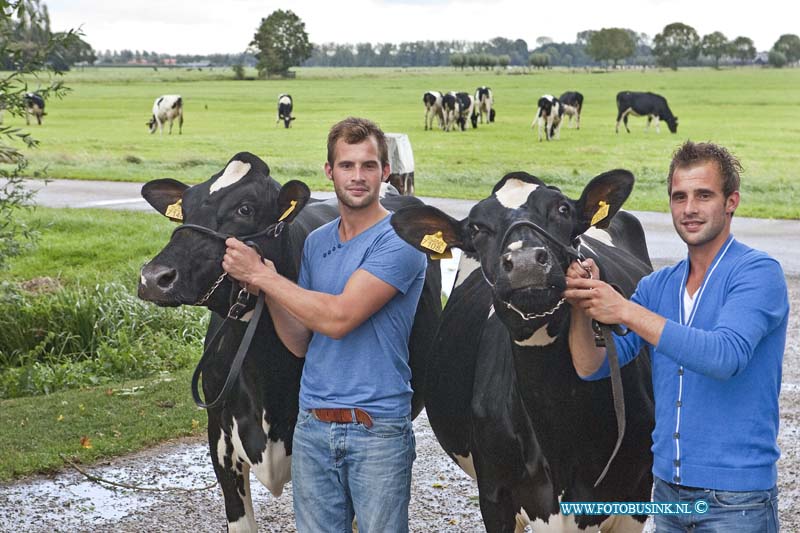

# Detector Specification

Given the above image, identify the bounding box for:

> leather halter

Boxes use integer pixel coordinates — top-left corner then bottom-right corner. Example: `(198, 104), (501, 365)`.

(171, 219), (286, 410)
(495, 218), (628, 488)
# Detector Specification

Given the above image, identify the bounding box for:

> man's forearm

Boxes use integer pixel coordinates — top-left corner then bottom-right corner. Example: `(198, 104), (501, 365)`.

(568, 311), (607, 377)
(619, 301), (666, 347)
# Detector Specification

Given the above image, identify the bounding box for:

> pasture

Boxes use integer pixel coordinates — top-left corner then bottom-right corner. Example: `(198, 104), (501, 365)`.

(11, 66), (800, 218)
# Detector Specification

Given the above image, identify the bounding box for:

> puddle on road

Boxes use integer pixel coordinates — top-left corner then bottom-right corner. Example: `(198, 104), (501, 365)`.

(0, 440), (218, 530)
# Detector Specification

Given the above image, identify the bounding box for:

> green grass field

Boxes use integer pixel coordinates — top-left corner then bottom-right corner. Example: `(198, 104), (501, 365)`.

(10, 66), (800, 218)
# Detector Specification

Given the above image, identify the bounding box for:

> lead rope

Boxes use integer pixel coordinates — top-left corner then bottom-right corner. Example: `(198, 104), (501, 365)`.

(579, 257), (628, 488)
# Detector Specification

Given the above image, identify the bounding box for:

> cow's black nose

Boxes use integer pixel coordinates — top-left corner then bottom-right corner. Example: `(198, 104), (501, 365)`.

(534, 248), (549, 265)
(142, 263), (178, 291)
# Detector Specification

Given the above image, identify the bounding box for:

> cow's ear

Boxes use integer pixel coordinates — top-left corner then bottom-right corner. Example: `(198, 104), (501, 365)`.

(141, 179), (189, 220)
(391, 205), (473, 257)
(276, 180), (310, 224)
(573, 169), (634, 237)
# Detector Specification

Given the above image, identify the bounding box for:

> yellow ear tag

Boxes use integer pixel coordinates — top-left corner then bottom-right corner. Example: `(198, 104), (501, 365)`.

(278, 200), (297, 222)
(421, 231), (448, 255)
(590, 200), (610, 226)
(165, 199), (183, 222)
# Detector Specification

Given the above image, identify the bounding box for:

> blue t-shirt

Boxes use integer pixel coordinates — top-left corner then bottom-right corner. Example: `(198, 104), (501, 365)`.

(297, 215), (427, 417)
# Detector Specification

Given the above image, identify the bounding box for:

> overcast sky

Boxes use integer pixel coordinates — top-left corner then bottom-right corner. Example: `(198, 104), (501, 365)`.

(47, 0), (794, 55)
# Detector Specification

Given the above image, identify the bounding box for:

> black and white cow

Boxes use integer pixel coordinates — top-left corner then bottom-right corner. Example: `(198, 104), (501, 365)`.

(138, 152), (441, 532)
(442, 91), (458, 132)
(532, 95), (564, 142)
(392, 170), (655, 532)
(276, 94), (294, 128)
(474, 86), (494, 125)
(423, 90), (445, 130)
(147, 94), (183, 135)
(455, 91), (476, 131)
(559, 91), (583, 129)
(616, 91), (678, 134)
(23, 92), (45, 125)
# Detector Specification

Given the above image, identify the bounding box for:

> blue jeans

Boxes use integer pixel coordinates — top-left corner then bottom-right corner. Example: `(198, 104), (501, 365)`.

(291, 409), (416, 533)
(653, 476), (779, 532)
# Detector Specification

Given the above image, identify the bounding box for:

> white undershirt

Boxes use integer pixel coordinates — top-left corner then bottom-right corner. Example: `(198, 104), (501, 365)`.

(683, 288), (696, 322)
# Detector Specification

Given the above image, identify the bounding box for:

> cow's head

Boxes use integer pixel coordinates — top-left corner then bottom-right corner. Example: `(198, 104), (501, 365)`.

(147, 115), (157, 134)
(470, 110), (478, 129)
(666, 116), (678, 134)
(391, 170), (634, 340)
(138, 152), (310, 315)
(282, 116), (295, 129)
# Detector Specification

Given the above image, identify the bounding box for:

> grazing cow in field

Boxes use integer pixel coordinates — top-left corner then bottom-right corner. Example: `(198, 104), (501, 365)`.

(147, 94), (183, 135)
(391, 170), (655, 532)
(276, 94), (294, 128)
(559, 91), (583, 129)
(442, 91), (458, 132)
(616, 91), (678, 134)
(23, 92), (45, 125)
(532, 94), (563, 141)
(423, 90), (445, 130)
(455, 91), (476, 130)
(474, 86), (494, 125)
(138, 152), (441, 533)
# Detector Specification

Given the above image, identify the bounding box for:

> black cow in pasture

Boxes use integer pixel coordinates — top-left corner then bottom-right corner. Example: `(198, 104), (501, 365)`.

(616, 91), (678, 134)
(276, 94), (295, 128)
(559, 91), (583, 129)
(442, 92), (458, 132)
(392, 170), (655, 532)
(455, 91), (476, 130)
(423, 90), (445, 130)
(474, 86), (494, 125)
(532, 95), (563, 141)
(23, 92), (45, 125)
(138, 152), (441, 532)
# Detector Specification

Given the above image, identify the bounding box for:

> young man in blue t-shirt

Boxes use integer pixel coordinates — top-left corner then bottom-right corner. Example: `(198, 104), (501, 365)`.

(223, 117), (426, 532)
(563, 141), (788, 532)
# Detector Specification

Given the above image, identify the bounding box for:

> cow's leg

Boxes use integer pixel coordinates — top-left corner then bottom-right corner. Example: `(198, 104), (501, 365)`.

(477, 489), (518, 533)
(645, 115), (652, 132)
(168, 118), (174, 135)
(210, 429), (258, 533)
(654, 116), (661, 133)
(576, 109), (581, 130)
(615, 110), (623, 133)
(179, 113), (183, 134)
(623, 111), (631, 133)
(25, 111), (30, 126)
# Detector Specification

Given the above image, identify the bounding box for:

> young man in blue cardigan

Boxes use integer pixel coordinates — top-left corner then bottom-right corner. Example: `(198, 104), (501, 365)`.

(563, 141), (789, 532)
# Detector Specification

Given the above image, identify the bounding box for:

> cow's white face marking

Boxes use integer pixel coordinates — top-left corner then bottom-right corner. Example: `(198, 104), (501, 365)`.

(454, 254), (481, 290)
(210, 160), (251, 194)
(584, 226), (615, 247)
(495, 179), (539, 209)
(453, 452), (477, 480)
(506, 240), (523, 252)
(515, 324), (557, 347)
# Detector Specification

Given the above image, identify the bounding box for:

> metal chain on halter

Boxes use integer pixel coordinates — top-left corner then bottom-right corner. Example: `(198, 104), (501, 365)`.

(504, 297), (567, 321)
(195, 271), (228, 306)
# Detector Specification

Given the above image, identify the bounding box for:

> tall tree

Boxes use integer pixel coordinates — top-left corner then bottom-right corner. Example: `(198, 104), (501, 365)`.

(653, 22), (700, 70)
(701, 31), (729, 69)
(730, 36), (756, 64)
(250, 9), (311, 77)
(772, 34), (800, 63)
(586, 27), (635, 68)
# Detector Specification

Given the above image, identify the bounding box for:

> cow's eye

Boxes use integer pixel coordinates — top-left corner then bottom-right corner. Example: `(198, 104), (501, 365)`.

(237, 205), (254, 217)
(470, 224), (489, 238)
(558, 204), (570, 216)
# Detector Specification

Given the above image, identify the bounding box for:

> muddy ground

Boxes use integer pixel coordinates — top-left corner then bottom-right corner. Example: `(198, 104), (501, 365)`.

(1, 275), (798, 532)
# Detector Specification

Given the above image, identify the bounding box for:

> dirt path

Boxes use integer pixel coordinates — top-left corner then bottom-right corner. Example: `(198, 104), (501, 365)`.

(1, 276), (798, 532)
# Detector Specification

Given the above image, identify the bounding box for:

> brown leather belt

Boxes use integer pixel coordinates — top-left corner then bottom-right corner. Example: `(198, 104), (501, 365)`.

(311, 408), (373, 428)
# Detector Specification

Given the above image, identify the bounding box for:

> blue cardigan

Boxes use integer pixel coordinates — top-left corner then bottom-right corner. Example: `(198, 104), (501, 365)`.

(585, 235), (789, 491)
